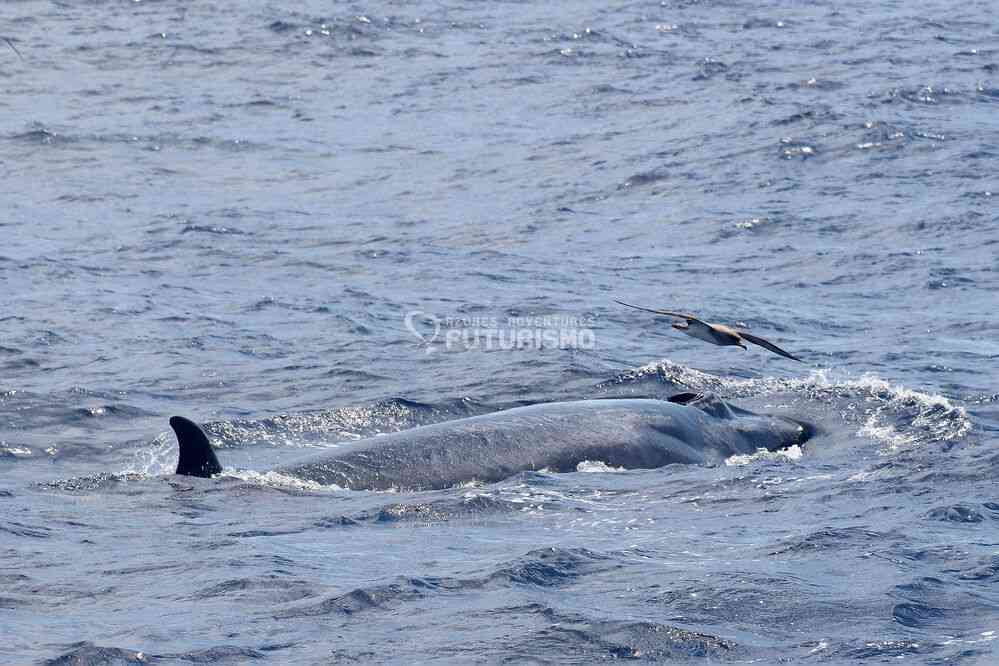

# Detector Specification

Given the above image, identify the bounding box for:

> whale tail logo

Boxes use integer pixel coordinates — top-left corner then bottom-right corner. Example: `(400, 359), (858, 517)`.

(404, 310), (441, 353)
(170, 416), (222, 477)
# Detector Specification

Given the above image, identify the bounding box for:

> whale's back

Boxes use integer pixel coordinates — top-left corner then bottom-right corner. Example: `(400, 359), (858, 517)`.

(169, 396), (813, 490)
(275, 398), (807, 491)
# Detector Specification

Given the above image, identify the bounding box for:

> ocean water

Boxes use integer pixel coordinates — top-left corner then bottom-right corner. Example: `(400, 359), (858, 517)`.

(1, 0), (998, 663)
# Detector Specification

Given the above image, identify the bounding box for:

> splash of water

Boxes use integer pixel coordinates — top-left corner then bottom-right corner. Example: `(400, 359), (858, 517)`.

(623, 360), (971, 452)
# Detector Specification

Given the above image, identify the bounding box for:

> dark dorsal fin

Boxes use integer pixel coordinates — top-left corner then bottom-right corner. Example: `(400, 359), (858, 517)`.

(170, 416), (222, 477)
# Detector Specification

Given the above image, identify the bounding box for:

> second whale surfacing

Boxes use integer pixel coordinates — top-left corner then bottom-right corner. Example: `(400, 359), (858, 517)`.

(169, 393), (814, 491)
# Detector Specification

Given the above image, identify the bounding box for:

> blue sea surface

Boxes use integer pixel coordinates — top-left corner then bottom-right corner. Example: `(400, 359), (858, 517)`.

(1, 0), (998, 663)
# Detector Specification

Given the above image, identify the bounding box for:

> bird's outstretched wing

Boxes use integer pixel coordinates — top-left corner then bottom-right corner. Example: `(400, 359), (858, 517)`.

(614, 300), (701, 323)
(3, 37), (23, 61)
(737, 331), (803, 362)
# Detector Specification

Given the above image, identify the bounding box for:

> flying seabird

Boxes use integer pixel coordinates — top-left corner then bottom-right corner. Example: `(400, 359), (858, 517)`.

(615, 300), (803, 362)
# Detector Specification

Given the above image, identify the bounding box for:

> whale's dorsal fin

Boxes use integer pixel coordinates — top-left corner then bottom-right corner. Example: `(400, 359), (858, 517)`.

(170, 416), (222, 477)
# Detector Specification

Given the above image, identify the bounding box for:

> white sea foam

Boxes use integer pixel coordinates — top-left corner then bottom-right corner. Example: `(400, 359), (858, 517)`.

(123, 431), (176, 477)
(225, 469), (341, 492)
(726, 444), (803, 466)
(576, 460), (626, 473)
(643, 360), (970, 452)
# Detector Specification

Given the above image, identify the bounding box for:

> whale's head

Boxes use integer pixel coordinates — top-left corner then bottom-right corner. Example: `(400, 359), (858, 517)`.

(752, 412), (816, 451)
(668, 392), (816, 449)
